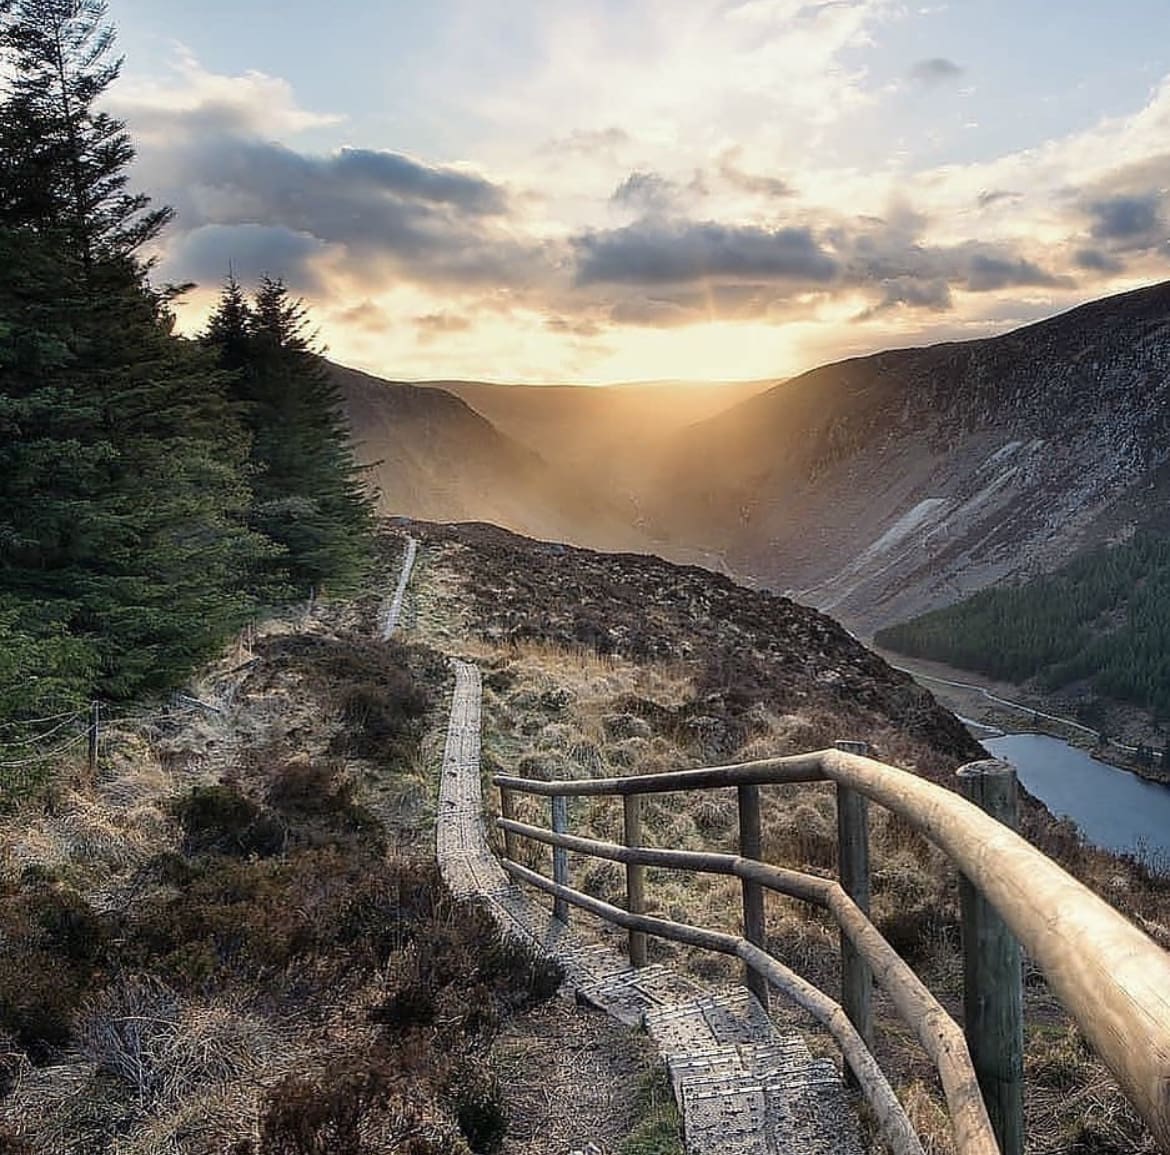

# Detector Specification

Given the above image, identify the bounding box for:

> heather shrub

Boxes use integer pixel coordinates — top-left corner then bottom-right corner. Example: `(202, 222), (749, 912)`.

(171, 783), (286, 858)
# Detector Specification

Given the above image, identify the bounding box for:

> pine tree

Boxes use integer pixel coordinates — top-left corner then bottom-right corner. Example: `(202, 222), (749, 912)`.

(0, 0), (267, 699)
(0, 0), (171, 265)
(205, 276), (373, 597)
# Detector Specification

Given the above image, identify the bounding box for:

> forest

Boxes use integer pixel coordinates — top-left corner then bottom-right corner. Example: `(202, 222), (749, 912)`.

(876, 531), (1170, 721)
(0, 0), (373, 757)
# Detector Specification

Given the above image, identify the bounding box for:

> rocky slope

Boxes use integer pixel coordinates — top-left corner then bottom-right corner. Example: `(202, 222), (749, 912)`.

(411, 520), (982, 775)
(646, 282), (1170, 631)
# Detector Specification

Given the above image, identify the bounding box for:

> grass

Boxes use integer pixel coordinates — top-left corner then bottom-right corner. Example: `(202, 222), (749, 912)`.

(0, 580), (562, 1154)
(620, 1068), (684, 1155)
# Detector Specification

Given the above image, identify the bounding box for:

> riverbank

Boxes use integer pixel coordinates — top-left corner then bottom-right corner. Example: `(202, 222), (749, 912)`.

(872, 645), (1170, 785)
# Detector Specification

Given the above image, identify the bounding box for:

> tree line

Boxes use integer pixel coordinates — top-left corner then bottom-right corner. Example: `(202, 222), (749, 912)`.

(876, 531), (1170, 721)
(0, 0), (373, 726)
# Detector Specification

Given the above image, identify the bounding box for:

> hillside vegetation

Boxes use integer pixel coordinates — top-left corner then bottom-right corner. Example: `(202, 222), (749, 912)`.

(876, 531), (1170, 722)
(405, 521), (1170, 1155)
(0, 545), (585, 1153)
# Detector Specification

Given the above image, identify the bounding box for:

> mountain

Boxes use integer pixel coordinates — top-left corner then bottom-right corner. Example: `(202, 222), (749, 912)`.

(335, 363), (641, 549)
(646, 281), (1170, 632)
(337, 363), (775, 559)
(415, 377), (774, 469)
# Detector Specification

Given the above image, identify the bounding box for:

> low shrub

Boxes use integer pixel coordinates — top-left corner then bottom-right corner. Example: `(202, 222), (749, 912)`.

(258, 1059), (394, 1155)
(0, 883), (109, 1057)
(171, 783), (286, 858)
(445, 1060), (507, 1154)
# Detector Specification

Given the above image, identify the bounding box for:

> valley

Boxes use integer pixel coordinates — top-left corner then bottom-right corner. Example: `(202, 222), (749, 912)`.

(341, 281), (1170, 745)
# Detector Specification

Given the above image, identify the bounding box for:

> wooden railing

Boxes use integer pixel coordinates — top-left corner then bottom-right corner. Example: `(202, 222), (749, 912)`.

(493, 744), (1170, 1155)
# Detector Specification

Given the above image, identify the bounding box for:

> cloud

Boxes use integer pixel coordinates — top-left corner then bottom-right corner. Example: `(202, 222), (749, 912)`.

(539, 126), (630, 156)
(111, 53), (341, 141)
(962, 251), (1068, 292)
(139, 129), (542, 295)
(415, 312), (472, 333)
(859, 276), (953, 317)
(717, 149), (793, 199)
(415, 312), (473, 342)
(544, 315), (604, 338)
(610, 170), (680, 216)
(333, 149), (507, 215)
(1087, 192), (1162, 242)
(977, 189), (1021, 209)
(909, 57), (964, 85)
(333, 300), (391, 332)
(573, 220), (840, 285)
(158, 223), (331, 293)
(1073, 248), (1125, 273)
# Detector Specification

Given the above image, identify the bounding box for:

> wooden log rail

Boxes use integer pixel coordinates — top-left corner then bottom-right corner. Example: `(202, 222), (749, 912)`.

(495, 746), (1170, 1155)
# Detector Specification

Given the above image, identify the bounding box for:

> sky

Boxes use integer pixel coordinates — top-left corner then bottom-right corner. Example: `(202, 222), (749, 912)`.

(106, 1), (1170, 383)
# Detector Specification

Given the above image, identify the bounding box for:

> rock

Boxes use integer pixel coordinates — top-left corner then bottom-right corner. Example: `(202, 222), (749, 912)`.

(602, 712), (652, 741)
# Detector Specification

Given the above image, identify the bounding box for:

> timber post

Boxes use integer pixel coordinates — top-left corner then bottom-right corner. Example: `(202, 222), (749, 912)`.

(551, 795), (569, 923)
(87, 701), (101, 777)
(623, 794), (648, 967)
(738, 783), (769, 1008)
(499, 786), (518, 862)
(835, 740), (874, 1073)
(957, 759), (1024, 1155)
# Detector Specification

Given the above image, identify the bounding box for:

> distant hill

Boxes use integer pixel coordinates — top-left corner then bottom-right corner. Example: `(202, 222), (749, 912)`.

(415, 377), (776, 478)
(334, 363), (644, 550)
(645, 281), (1170, 632)
(337, 280), (1170, 649)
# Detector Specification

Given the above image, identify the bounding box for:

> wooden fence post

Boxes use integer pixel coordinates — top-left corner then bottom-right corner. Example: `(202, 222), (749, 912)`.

(87, 701), (101, 777)
(551, 795), (569, 924)
(623, 795), (648, 967)
(957, 759), (1024, 1155)
(738, 783), (769, 1009)
(499, 786), (517, 862)
(835, 740), (874, 1072)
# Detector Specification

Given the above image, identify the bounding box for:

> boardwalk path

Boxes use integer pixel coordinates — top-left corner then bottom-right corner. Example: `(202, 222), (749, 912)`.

(435, 659), (864, 1155)
(380, 536), (418, 639)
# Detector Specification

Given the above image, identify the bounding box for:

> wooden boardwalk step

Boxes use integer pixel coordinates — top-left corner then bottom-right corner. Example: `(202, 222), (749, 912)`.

(433, 657), (866, 1155)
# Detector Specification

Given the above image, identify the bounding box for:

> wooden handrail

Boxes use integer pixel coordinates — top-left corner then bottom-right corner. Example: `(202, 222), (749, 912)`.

(498, 815), (997, 1155)
(494, 746), (1170, 1153)
(501, 856), (927, 1155)
(494, 751), (826, 795)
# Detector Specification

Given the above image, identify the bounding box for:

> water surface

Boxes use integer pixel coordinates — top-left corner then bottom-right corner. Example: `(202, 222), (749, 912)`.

(984, 732), (1170, 861)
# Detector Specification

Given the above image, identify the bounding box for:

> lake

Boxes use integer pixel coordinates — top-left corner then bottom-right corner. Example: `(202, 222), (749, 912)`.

(984, 732), (1170, 862)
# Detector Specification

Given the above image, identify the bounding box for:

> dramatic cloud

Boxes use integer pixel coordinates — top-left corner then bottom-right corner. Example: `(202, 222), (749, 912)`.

(573, 221), (839, 286)
(112, 24), (1170, 382)
(909, 57), (964, 85)
(1087, 193), (1163, 243)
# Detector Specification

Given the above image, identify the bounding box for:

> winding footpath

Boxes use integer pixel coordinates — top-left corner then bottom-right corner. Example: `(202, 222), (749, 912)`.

(435, 657), (862, 1155)
(388, 536), (863, 1154)
(380, 536), (418, 639)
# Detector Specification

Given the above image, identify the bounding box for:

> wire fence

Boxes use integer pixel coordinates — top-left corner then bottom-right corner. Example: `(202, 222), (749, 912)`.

(0, 691), (229, 804)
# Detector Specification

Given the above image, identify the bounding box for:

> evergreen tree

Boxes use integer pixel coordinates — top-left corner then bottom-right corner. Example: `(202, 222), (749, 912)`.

(204, 276), (373, 596)
(0, 0), (171, 265)
(0, 0), (267, 700)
